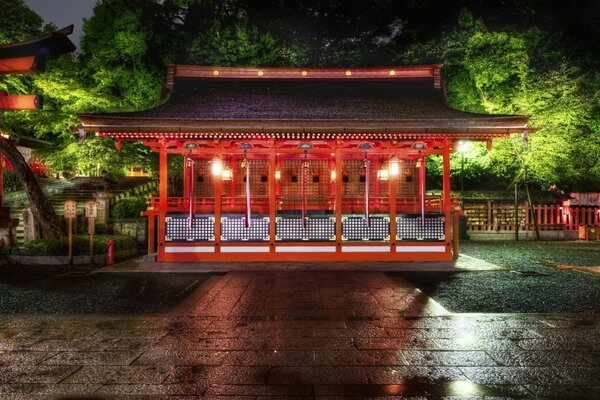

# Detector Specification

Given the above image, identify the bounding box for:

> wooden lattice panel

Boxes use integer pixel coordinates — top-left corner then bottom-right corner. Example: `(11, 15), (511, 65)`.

(341, 159), (375, 196)
(397, 160), (418, 196)
(280, 159), (329, 207)
(342, 215), (390, 241)
(221, 214), (269, 241)
(165, 214), (215, 242)
(193, 159), (214, 197)
(276, 216), (336, 241)
(396, 214), (445, 241)
(233, 159), (269, 196)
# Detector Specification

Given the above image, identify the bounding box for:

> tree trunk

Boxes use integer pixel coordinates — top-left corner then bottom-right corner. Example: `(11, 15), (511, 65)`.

(0, 136), (64, 238)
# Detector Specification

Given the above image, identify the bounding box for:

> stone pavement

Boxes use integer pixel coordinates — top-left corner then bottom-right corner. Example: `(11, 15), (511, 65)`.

(97, 253), (505, 274)
(0, 271), (599, 399)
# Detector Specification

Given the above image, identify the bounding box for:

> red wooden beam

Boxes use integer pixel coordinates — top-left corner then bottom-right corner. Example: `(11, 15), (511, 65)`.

(0, 93), (42, 110)
(0, 56), (38, 74)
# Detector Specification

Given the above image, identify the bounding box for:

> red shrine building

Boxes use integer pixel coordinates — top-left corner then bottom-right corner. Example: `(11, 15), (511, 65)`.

(78, 65), (529, 262)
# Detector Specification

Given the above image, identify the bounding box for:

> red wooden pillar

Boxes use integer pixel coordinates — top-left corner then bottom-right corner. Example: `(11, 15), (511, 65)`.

(335, 146), (343, 251)
(213, 150), (223, 252)
(269, 145), (277, 251)
(388, 152), (397, 249)
(442, 145), (452, 249)
(147, 212), (155, 254)
(418, 155), (427, 216)
(183, 154), (190, 199)
(157, 143), (168, 260)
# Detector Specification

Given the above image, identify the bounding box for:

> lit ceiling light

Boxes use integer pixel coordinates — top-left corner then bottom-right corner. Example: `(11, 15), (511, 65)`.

(377, 168), (389, 181)
(211, 158), (223, 176)
(389, 158), (400, 176)
(221, 167), (233, 181)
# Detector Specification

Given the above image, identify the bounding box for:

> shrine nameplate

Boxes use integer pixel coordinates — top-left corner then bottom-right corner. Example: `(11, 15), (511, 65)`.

(84, 201), (98, 218)
(63, 201), (77, 218)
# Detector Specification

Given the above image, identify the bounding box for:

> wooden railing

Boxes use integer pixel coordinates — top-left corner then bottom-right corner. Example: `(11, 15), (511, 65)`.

(146, 195), (449, 214)
(464, 201), (600, 231)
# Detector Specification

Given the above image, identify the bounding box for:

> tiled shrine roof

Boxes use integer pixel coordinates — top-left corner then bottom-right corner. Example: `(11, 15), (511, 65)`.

(79, 65), (530, 138)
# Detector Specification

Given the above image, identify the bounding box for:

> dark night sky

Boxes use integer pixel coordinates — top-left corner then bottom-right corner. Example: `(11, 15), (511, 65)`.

(24, 0), (96, 49)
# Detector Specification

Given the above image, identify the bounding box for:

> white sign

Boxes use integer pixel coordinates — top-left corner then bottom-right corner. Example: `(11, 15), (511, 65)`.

(63, 200), (77, 219)
(85, 201), (98, 218)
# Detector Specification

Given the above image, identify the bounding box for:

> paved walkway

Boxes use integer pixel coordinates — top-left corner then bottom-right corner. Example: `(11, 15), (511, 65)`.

(0, 271), (599, 399)
(98, 253), (505, 273)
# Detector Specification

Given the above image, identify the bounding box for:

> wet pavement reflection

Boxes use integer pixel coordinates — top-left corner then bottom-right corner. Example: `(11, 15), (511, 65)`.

(0, 271), (599, 398)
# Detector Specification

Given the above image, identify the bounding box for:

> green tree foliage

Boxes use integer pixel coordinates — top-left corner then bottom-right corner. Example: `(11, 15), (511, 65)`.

(403, 9), (600, 191)
(80, 0), (163, 109)
(41, 136), (154, 180)
(0, 0), (43, 44)
(3, 0), (600, 193)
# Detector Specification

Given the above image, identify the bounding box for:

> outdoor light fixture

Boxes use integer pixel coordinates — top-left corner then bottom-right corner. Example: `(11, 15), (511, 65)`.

(388, 157), (400, 176)
(377, 168), (389, 181)
(211, 158), (223, 176)
(330, 170), (336, 182)
(221, 167), (233, 181)
(456, 140), (473, 154)
(274, 169), (282, 180)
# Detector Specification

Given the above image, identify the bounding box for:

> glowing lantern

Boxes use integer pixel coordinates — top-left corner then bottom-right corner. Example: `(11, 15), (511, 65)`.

(221, 167), (233, 181)
(389, 158), (400, 176)
(377, 168), (389, 181)
(211, 158), (223, 176)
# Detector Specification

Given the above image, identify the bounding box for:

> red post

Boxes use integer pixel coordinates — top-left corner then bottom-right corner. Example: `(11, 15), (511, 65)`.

(147, 212), (155, 254)
(106, 238), (114, 265)
(388, 151), (397, 248)
(157, 143), (168, 260)
(335, 146), (342, 251)
(442, 146), (452, 247)
(269, 145), (277, 250)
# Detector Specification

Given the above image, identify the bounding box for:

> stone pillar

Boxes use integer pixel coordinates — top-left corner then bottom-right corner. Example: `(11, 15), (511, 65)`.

(94, 191), (110, 225)
(22, 207), (39, 241)
(0, 206), (17, 247)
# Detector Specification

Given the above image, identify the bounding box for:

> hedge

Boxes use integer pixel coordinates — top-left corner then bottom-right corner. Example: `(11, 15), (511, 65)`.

(111, 196), (148, 219)
(5, 235), (137, 257)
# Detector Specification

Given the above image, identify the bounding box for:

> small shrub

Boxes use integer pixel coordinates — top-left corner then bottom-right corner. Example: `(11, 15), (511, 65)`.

(6, 235), (137, 256)
(111, 196), (148, 219)
(3, 169), (23, 193)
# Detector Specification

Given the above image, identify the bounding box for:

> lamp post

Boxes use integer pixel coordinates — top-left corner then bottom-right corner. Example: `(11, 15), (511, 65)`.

(456, 140), (472, 209)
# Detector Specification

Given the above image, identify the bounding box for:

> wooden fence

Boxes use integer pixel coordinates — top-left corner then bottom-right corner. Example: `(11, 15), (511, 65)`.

(464, 201), (600, 231)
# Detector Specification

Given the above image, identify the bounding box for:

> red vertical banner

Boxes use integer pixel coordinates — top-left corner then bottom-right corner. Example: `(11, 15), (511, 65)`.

(187, 155), (194, 228)
(364, 154), (370, 227)
(302, 152), (307, 228)
(419, 156), (426, 228)
(245, 157), (251, 227)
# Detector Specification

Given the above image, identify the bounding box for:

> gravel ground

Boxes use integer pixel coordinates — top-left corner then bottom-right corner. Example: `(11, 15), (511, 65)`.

(0, 265), (211, 314)
(390, 241), (600, 313)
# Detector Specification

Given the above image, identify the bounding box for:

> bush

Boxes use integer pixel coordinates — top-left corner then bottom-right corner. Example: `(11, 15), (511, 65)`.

(111, 196), (148, 219)
(3, 169), (23, 193)
(5, 235), (137, 256)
